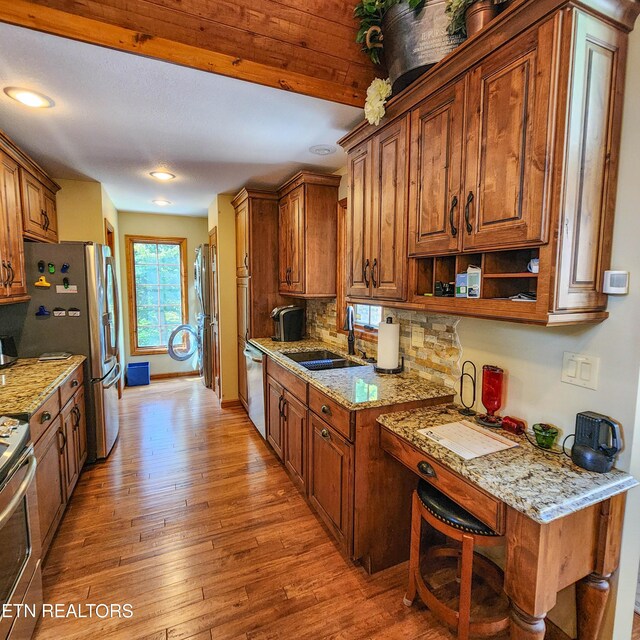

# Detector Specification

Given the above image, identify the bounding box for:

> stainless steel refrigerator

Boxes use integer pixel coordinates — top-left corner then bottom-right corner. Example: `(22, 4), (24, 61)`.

(12, 242), (121, 460)
(169, 244), (211, 388)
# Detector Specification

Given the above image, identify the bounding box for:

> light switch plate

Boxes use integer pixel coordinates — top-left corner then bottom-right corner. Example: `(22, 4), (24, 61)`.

(411, 325), (425, 348)
(562, 352), (599, 390)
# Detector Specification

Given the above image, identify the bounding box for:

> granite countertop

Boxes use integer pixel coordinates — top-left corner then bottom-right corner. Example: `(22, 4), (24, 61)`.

(0, 356), (87, 417)
(250, 338), (453, 411)
(377, 406), (638, 524)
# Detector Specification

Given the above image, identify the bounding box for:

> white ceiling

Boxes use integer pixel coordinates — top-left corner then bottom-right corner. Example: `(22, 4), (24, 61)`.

(0, 22), (361, 217)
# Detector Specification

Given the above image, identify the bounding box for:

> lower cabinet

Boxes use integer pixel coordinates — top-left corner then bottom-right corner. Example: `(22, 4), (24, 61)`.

(265, 375), (284, 460)
(283, 391), (307, 492)
(32, 365), (88, 557)
(33, 416), (66, 556)
(308, 412), (353, 549)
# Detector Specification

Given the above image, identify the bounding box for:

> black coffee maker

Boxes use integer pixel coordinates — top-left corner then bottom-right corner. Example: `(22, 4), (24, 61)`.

(271, 306), (304, 342)
(571, 411), (621, 473)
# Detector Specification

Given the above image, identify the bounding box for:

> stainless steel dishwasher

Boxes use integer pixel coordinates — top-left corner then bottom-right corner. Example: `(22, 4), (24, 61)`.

(244, 343), (266, 439)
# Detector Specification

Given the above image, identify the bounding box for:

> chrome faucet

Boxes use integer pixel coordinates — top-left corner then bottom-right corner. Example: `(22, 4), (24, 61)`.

(344, 306), (356, 356)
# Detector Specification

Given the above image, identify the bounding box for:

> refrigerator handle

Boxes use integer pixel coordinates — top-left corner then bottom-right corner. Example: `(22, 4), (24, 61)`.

(106, 255), (121, 359)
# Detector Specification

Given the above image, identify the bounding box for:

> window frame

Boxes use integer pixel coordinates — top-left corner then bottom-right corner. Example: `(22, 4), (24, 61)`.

(125, 234), (189, 356)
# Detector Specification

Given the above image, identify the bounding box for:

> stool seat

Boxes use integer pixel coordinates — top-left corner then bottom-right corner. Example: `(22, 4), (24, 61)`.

(417, 480), (498, 537)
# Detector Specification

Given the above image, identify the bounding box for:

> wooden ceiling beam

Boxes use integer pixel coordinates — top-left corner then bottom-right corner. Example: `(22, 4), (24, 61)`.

(0, 0), (375, 107)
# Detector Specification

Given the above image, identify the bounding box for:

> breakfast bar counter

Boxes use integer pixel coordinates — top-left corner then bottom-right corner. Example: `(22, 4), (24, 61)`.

(377, 406), (638, 640)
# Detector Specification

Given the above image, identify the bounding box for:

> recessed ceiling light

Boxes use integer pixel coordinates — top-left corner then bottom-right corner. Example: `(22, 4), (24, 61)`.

(149, 170), (176, 181)
(309, 144), (337, 156)
(3, 87), (55, 108)
(153, 199), (172, 206)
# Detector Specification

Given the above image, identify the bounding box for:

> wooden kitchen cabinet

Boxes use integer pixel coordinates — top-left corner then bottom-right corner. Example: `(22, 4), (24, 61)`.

(340, 2), (638, 325)
(238, 339), (248, 410)
(235, 196), (249, 277)
(20, 168), (58, 243)
(308, 412), (353, 549)
(346, 119), (409, 301)
(73, 385), (87, 469)
(283, 391), (307, 492)
(61, 399), (79, 499)
(34, 416), (66, 556)
(0, 150), (28, 302)
(277, 172), (341, 298)
(265, 375), (284, 461)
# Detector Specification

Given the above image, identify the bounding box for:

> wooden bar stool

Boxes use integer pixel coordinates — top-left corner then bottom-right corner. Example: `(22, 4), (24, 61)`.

(403, 480), (509, 640)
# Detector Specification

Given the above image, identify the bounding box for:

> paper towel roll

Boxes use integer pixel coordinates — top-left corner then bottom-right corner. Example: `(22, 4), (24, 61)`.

(377, 318), (400, 370)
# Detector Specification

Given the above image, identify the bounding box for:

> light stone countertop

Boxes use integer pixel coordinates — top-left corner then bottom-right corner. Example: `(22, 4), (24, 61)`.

(377, 405), (638, 524)
(0, 356), (86, 417)
(249, 338), (454, 411)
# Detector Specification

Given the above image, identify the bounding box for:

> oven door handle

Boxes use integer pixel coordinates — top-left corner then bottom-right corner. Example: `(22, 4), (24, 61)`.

(0, 453), (36, 529)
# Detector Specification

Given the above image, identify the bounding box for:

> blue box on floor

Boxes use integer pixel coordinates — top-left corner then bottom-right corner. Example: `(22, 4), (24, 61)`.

(126, 362), (150, 386)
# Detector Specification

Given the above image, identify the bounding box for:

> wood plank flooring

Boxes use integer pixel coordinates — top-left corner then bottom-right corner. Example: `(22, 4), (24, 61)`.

(32, 378), (567, 639)
(633, 613), (640, 640)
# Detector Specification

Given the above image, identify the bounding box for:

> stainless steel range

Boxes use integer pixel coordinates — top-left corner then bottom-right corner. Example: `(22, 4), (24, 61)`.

(0, 417), (42, 640)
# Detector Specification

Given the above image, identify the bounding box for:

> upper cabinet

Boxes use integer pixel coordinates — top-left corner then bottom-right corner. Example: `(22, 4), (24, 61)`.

(277, 172), (341, 298)
(21, 169), (59, 243)
(341, 2), (639, 325)
(347, 118), (409, 302)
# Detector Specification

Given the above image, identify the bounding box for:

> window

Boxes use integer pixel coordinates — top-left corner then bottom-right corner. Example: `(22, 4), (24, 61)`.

(126, 235), (188, 355)
(353, 304), (383, 330)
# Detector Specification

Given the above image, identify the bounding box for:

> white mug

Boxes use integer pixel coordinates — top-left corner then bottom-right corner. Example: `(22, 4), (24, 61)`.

(527, 258), (539, 274)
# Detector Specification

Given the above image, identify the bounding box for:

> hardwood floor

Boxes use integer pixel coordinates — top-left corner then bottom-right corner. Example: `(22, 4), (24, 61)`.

(633, 613), (640, 640)
(33, 379), (556, 639)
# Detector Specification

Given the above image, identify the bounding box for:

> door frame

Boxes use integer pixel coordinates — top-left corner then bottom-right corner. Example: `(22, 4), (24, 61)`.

(103, 219), (123, 399)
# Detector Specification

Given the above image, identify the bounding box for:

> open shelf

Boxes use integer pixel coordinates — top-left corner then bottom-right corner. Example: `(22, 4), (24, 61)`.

(483, 272), (538, 279)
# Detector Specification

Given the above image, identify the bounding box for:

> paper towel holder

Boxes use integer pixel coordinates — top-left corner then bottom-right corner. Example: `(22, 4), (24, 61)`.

(374, 356), (405, 375)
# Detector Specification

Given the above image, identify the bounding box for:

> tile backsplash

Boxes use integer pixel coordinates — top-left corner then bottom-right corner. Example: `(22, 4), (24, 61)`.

(306, 300), (461, 389)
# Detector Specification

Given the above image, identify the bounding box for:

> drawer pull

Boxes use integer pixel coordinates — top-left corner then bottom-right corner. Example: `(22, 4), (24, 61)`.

(320, 428), (331, 440)
(40, 411), (52, 424)
(417, 460), (437, 478)
(321, 404), (331, 416)
(71, 379), (79, 388)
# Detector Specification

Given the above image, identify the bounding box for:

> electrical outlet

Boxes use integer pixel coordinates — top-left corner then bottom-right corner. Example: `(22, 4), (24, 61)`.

(411, 325), (425, 348)
(561, 352), (599, 390)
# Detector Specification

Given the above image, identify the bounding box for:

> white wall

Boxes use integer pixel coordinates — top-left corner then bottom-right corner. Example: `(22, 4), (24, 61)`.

(458, 27), (640, 639)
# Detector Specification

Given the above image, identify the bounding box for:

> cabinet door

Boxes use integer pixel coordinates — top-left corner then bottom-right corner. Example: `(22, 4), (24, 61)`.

(463, 23), (555, 251)
(283, 391), (307, 492)
(278, 196), (290, 291)
(236, 278), (249, 341)
(235, 199), (249, 277)
(43, 188), (58, 243)
(371, 117), (409, 301)
(265, 376), (284, 460)
(346, 140), (373, 298)
(33, 417), (66, 554)
(408, 82), (465, 256)
(74, 386), (87, 469)
(287, 186), (305, 294)
(308, 412), (353, 548)
(238, 339), (248, 410)
(20, 169), (47, 240)
(0, 152), (27, 297)
(61, 399), (79, 497)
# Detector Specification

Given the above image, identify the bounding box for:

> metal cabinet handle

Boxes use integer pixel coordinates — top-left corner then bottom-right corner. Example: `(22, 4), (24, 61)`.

(1, 261), (8, 287)
(321, 405), (331, 416)
(40, 209), (47, 230)
(449, 195), (459, 237)
(72, 406), (81, 428)
(464, 191), (474, 234)
(40, 411), (52, 424)
(363, 259), (370, 288)
(278, 395), (285, 418)
(244, 253), (248, 268)
(58, 427), (67, 453)
(6, 262), (14, 287)
(71, 379), (79, 388)
(417, 460), (437, 478)
(320, 428), (331, 440)
(371, 258), (378, 288)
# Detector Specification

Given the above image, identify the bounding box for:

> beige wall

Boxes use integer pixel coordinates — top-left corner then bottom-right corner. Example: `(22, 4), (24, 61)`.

(208, 194), (238, 403)
(456, 28), (640, 639)
(56, 179), (104, 243)
(118, 211), (208, 377)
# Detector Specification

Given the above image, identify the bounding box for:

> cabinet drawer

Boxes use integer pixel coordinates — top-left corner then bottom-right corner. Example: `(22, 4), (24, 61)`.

(29, 392), (61, 445)
(59, 365), (84, 408)
(380, 428), (505, 534)
(266, 358), (307, 404)
(308, 386), (352, 441)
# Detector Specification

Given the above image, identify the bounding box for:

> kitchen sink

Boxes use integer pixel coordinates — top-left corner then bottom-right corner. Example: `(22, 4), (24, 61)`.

(282, 350), (366, 371)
